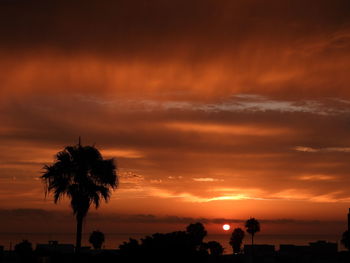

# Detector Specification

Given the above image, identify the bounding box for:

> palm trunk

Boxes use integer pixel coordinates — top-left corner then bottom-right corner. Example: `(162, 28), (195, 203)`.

(251, 234), (254, 263)
(76, 214), (83, 253)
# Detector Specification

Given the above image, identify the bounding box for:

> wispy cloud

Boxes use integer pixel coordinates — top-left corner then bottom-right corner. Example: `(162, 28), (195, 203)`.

(297, 174), (337, 181)
(151, 189), (261, 202)
(192, 178), (223, 182)
(147, 186), (350, 204)
(78, 94), (350, 116)
(165, 122), (292, 136)
(294, 146), (350, 153)
(271, 189), (350, 203)
(101, 149), (145, 159)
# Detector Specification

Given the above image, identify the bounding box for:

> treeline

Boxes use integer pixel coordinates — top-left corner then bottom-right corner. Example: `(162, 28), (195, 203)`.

(7, 222), (239, 263)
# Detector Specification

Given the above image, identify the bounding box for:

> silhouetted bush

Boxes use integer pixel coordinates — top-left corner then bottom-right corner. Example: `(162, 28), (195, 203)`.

(119, 223), (209, 263)
(207, 241), (224, 256)
(119, 238), (142, 262)
(89, 230), (105, 249)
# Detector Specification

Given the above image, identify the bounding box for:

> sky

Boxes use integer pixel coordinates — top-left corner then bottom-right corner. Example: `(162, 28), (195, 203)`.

(0, 0), (350, 237)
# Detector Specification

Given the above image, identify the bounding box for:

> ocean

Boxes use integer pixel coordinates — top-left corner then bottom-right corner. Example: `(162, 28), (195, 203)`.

(0, 233), (345, 253)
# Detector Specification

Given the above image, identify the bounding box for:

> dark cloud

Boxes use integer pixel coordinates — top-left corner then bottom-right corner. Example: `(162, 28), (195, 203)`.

(1, 0), (350, 57)
(1, 1), (350, 101)
(0, 208), (52, 218)
(0, 208), (344, 226)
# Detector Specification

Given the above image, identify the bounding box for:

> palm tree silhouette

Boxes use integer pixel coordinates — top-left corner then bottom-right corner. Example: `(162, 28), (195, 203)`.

(245, 218), (260, 262)
(245, 217), (260, 247)
(41, 140), (118, 253)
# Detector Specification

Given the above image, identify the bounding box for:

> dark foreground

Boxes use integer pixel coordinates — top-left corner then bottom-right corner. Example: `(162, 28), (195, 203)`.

(1, 249), (349, 263)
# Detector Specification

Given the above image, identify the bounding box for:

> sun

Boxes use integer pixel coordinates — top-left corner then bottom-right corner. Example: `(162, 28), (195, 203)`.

(223, 224), (230, 231)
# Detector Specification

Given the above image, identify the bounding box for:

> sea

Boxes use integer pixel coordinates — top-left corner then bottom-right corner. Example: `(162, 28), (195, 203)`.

(0, 233), (344, 253)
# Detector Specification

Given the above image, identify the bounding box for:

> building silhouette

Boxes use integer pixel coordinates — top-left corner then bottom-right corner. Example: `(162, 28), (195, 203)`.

(36, 240), (75, 254)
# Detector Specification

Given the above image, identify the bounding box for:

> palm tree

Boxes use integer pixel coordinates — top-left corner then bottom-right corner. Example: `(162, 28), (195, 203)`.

(245, 218), (260, 262)
(245, 218), (260, 247)
(41, 141), (118, 253)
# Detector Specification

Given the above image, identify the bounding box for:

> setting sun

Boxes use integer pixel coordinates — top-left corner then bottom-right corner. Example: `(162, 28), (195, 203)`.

(223, 224), (230, 231)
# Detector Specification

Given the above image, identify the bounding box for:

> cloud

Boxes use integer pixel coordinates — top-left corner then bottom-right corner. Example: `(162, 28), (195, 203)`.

(151, 190), (260, 202)
(166, 122), (292, 136)
(1, 1), (350, 101)
(192, 178), (223, 182)
(101, 149), (145, 159)
(297, 175), (337, 181)
(1, 92), (350, 214)
(294, 146), (319, 153)
(0, 208), (344, 226)
(1, 0), (350, 57)
(76, 95), (350, 115)
(270, 189), (350, 203)
(294, 146), (350, 153)
(0, 208), (53, 218)
(148, 186), (350, 204)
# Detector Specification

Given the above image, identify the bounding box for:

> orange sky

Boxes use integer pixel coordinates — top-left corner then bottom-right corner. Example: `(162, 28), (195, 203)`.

(0, 0), (350, 236)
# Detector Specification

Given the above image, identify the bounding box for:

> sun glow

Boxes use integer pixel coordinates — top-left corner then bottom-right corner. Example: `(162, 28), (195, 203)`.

(223, 224), (230, 231)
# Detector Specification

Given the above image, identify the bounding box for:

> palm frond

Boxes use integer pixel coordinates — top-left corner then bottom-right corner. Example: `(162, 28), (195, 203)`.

(91, 159), (118, 188)
(41, 143), (118, 217)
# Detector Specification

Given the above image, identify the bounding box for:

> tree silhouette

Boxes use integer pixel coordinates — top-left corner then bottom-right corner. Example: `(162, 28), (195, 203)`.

(119, 226), (210, 263)
(229, 227), (245, 254)
(89, 230), (105, 250)
(341, 230), (349, 250)
(207, 241), (224, 256)
(245, 217), (260, 247)
(41, 141), (118, 252)
(119, 238), (140, 254)
(245, 218), (260, 263)
(186, 222), (207, 249)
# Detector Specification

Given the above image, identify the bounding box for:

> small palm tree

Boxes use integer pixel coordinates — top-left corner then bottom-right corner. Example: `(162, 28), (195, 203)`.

(245, 218), (260, 262)
(41, 141), (118, 253)
(245, 218), (260, 247)
(89, 230), (105, 249)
